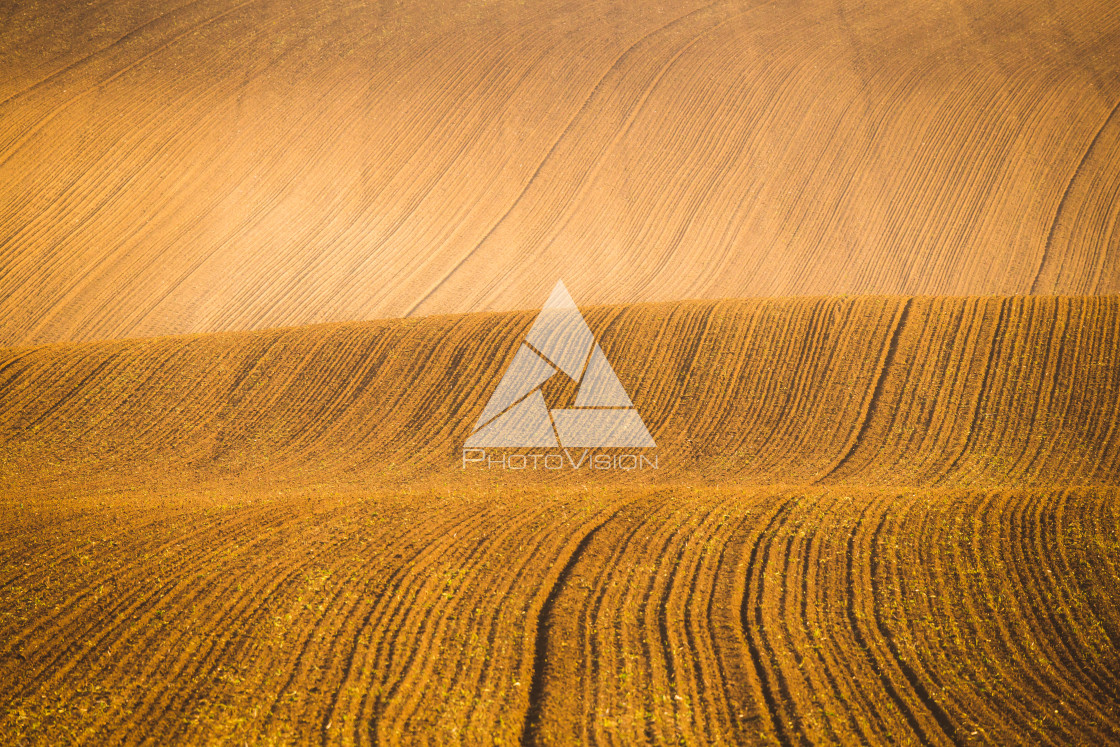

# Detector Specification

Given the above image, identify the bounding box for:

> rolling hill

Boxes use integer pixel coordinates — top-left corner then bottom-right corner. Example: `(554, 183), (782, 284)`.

(4, 0), (1119, 741)
(1, 296), (1117, 743)
(2, 295), (1116, 494)
(2, 0), (1119, 346)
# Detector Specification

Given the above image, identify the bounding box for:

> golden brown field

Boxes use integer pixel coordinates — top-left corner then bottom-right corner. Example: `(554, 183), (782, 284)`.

(2, 298), (1118, 743)
(2, 296), (1118, 493)
(3, 0), (1119, 742)
(1, 0), (1118, 346)
(3, 484), (1118, 744)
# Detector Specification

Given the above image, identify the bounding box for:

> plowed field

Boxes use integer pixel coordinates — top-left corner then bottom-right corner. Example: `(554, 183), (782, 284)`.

(2, 486), (1117, 744)
(2, 296), (1117, 493)
(4, 0), (1119, 740)
(2, 0), (1120, 346)
(2, 297), (1118, 743)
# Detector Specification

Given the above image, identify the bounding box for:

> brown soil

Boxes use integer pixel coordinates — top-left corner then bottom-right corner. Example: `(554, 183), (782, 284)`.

(2, 0), (1119, 346)
(2, 296), (1116, 495)
(0, 297), (1117, 743)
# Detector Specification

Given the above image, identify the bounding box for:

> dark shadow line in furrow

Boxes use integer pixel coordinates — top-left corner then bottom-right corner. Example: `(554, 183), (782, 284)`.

(680, 494), (744, 741)
(649, 517), (688, 730)
(132, 514), (368, 741)
(410, 314), (538, 448)
(940, 299), (1009, 482)
(646, 500), (725, 740)
(793, 500), (845, 744)
(1081, 492), (1120, 668)
(576, 495), (678, 742)
(0, 347), (49, 395)
(269, 318), (466, 468)
(340, 507), (495, 742)
(345, 506), (498, 731)
(0, 504), (274, 663)
(737, 497), (796, 747)
(868, 504), (955, 743)
(819, 298), (912, 481)
(446, 500), (597, 736)
(13, 352), (121, 432)
(845, 500), (933, 745)
(1031, 495), (1120, 706)
(1031, 96), (1120, 294)
(632, 505), (689, 745)
(520, 505), (626, 746)
(960, 494), (1064, 741)
(1016, 300), (1074, 481)
(702, 505), (763, 743)
(1025, 494), (1120, 740)
(658, 302), (720, 441)
(374, 501), (568, 737)
(7, 515), (275, 709)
